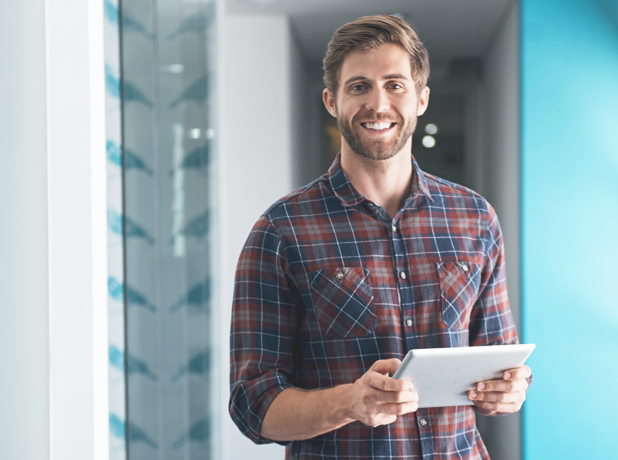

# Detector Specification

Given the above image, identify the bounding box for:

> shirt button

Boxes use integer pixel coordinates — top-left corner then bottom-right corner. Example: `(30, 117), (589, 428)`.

(461, 263), (469, 272)
(406, 319), (413, 327)
(392, 225), (397, 233)
(367, 202), (374, 207)
(335, 270), (344, 280)
(419, 418), (428, 426)
(399, 271), (407, 279)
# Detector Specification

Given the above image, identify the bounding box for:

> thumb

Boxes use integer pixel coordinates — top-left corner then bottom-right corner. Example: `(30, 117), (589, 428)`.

(371, 358), (402, 376)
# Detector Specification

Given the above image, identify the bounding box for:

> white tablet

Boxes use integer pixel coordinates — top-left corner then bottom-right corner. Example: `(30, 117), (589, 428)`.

(392, 344), (535, 408)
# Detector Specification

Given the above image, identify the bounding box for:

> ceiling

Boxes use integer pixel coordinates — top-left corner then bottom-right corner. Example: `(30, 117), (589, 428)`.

(226, 0), (516, 68)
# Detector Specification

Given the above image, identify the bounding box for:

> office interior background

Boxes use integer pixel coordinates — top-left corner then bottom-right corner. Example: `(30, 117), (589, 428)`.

(1, 0), (617, 459)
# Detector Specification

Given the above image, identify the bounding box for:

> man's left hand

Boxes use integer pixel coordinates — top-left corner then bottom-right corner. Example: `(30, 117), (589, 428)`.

(467, 364), (532, 416)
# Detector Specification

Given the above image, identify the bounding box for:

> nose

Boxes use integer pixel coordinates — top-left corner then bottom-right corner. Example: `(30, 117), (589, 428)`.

(364, 87), (390, 113)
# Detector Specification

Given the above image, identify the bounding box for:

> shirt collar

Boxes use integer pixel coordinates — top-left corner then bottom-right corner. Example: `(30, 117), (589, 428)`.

(327, 152), (433, 208)
(412, 157), (433, 202)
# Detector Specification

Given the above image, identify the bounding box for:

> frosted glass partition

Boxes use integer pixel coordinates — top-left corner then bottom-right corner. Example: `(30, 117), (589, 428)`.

(116, 0), (219, 458)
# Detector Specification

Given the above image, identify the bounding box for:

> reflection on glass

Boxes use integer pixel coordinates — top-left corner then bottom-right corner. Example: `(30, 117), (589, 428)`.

(119, 0), (218, 459)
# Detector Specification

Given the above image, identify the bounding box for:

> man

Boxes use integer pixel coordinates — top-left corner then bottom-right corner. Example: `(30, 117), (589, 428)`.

(229, 14), (531, 460)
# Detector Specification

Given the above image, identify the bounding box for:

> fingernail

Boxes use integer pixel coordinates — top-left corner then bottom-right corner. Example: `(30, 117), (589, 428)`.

(477, 383), (485, 390)
(406, 382), (414, 390)
(504, 372), (512, 379)
(469, 392), (477, 400)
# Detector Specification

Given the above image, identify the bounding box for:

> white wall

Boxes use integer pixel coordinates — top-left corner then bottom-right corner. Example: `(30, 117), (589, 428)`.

(0, 1), (109, 459)
(473, 3), (522, 460)
(0, 2), (50, 459)
(221, 14), (307, 460)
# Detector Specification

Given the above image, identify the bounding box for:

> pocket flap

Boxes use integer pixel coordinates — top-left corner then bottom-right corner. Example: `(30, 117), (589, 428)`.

(310, 267), (377, 338)
(436, 261), (481, 329)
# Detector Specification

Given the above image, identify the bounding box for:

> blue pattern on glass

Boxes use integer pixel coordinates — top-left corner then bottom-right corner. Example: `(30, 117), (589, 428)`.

(107, 140), (154, 175)
(103, 0), (119, 26)
(171, 418), (209, 449)
(108, 345), (126, 374)
(109, 345), (158, 381)
(171, 349), (210, 381)
(180, 209), (209, 239)
(181, 143), (210, 169)
(168, 143), (210, 175)
(167, 5), (214, 40)
(109, 413), (126, 440)
(105, 65), (153, 108)
(169, 75), (209, 108)
(108, 209), (155, 244)
(110, 414), (158, 449)
(104, 0), (154, 39)
(108, 276), (156, 312)
(170, 278), (210, 312)
(105, 64), (121, 98)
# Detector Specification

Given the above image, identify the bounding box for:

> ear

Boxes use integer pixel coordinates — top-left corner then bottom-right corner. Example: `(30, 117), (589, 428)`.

(323, 88), (338, 118)
(416, 86), (430, 116)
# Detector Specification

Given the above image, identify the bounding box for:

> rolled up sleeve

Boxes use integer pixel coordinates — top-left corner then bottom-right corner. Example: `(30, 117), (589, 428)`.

(469, 203), (519, 347)
(229, 216), (297, 445)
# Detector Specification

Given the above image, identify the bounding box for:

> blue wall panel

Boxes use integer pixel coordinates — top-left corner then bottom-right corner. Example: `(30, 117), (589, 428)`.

(522, 0), (618, 458)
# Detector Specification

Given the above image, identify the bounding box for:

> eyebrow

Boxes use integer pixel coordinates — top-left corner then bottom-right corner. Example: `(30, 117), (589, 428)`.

(343, 74), (411, 85)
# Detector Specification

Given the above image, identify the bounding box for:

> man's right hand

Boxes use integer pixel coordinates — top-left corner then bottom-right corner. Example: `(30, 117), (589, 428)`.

(260, 358), (418, 441)
(348, 358), (419, 427)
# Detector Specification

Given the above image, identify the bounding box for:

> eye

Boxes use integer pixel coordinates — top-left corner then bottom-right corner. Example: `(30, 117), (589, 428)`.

(389, 83), (404, 90)
(351, 84), (366, 91)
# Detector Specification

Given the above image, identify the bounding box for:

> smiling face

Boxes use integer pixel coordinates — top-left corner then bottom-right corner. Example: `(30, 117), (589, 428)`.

(323, 43), (430, 161)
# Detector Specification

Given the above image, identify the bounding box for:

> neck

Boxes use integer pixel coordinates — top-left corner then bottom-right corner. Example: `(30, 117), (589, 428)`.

(340, 140), (413, 219)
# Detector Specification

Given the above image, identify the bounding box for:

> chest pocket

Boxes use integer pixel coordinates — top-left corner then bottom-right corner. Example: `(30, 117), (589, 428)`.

(437, 262), (481, 329)
(309, 266), (377, 339)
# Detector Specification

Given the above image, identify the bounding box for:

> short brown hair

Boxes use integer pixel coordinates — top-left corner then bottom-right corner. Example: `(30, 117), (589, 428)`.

(323, 15), (430, 96)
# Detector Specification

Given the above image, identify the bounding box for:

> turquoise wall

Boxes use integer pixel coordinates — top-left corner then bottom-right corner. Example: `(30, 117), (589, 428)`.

(522, 0), (618, 458)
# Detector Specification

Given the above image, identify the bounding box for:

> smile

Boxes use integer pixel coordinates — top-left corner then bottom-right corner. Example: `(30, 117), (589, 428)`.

(360, 122), (396, 132)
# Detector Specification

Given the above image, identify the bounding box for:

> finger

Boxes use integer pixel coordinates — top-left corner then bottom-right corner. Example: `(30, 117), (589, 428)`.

(370, 358), (402, 376)
(468, 390), (524, 404)
(365, 414), (398, 427)
(379, 401), (419, 416)
(472, 400), (520, 414)
(475, 378), (528, 393)
(502, 364), (532, 380)
(367, 372), (413, 392)
(378, 390), (419, 404)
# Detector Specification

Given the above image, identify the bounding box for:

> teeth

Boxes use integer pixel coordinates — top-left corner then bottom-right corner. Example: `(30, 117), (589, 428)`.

(364, 122), (392, 130)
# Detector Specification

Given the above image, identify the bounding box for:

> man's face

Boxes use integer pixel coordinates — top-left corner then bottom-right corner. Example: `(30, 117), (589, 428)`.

(323, 43), (429, 161)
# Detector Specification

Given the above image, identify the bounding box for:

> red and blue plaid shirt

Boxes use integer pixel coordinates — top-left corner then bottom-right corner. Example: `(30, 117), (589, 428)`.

(229, 153), (518, 459)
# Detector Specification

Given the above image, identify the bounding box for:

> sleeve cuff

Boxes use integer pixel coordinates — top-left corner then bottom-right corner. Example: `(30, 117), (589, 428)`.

(229, 379), (294, 445)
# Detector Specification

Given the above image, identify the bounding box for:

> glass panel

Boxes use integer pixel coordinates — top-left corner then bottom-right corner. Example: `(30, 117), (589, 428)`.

(104, 0), (128, 459)
(118, 0), (218, 458)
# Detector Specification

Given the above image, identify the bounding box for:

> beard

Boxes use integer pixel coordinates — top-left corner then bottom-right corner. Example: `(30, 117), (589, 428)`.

(337, 108), (417, 161)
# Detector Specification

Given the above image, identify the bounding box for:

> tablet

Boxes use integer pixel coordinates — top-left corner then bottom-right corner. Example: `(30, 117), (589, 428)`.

(392, 344), (535, 408)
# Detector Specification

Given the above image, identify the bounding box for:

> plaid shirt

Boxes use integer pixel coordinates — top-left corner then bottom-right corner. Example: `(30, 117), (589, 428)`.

(229, 153), (518, 459)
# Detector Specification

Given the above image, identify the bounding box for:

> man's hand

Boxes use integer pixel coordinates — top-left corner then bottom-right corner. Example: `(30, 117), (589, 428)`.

(468, 364), (532, 416)
(349, 358), (419, 427)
